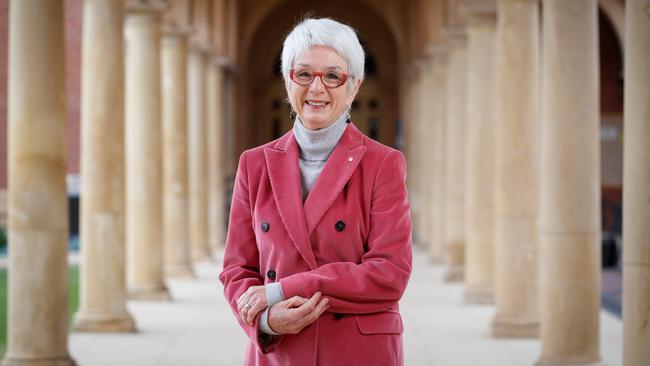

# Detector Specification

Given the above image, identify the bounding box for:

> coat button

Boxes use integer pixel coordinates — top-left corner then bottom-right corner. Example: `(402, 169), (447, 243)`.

(335, 220), (346, 232)
(261, 221), (270, 232)
(267, 270), (276, 280)
(334, 313), (344, 320)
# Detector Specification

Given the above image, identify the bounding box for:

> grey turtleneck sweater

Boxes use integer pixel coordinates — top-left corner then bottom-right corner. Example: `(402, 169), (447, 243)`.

(259, 111), (349, 336)
(293, 112), (349, 201)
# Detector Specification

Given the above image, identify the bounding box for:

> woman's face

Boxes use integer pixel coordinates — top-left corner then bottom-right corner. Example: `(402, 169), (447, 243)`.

(286, 45), (361, 130)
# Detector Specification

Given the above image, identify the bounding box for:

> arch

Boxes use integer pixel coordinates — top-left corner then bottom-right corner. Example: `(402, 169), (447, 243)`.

(598, 0), (624, 50)
(235, 0), (401, 154)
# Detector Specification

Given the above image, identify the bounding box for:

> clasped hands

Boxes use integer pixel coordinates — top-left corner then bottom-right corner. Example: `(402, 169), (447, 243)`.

(237, 285), (330, 335)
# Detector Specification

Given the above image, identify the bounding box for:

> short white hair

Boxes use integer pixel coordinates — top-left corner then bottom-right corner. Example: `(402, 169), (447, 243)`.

(281, 18), (365, 87)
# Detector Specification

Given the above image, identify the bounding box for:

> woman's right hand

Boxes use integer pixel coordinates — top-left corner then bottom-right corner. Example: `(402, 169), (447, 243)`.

(267, 292), (330, 335)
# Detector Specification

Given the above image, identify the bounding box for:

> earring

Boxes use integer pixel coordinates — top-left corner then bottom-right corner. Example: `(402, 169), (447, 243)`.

(289, 108), (296, 121)
(346, 110), (352, 124)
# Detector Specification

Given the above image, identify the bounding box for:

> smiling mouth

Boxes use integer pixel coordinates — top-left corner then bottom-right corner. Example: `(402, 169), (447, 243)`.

(305, 100), (329, 107)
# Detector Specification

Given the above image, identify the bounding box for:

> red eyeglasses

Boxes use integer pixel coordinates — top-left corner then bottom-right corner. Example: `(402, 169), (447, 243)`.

(290, 68), (350, 88)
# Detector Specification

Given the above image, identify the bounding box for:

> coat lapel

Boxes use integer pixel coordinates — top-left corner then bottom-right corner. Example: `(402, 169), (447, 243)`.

(264, 132), (318, 270)
(304, 124), (367, 235)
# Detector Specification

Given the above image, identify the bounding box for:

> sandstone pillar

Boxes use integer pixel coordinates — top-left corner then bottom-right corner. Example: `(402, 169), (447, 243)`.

(431, 49), (447, 264)
(161, 26), (194, 278)
(188, 46), (210, 261)
(622, 2), (650, 365)
(72, 0), (136, 332)
(418, 57), (435, 253)
(124, 4), (170, 300)
(407, 67), (424, 248)
(464, 6), (496, 304)
(3, 0), (76, 364)
(536, 1), (601, 364)
(444, 30), (467, 282)
(491, 0), (540, 337)
(207, 59), (227, 253)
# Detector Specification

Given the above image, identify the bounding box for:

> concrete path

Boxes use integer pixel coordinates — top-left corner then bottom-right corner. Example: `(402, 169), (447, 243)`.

(69, 248), (622, 365)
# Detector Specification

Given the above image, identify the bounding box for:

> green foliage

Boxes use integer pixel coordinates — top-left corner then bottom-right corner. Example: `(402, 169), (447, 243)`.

(0, 266), (79, 358)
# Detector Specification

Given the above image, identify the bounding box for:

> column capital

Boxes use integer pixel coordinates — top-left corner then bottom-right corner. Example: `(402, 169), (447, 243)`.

(461, 2), (497, 27)
(125, 1), (167, 15)
(444, 26), (468, 48)
(161, 24), (192, 38)
(208, 54), (235, 70)
(189, 42), (214, 55)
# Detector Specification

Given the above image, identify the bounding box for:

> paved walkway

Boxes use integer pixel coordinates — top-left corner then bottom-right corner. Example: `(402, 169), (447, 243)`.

(69, 248), (623, 365)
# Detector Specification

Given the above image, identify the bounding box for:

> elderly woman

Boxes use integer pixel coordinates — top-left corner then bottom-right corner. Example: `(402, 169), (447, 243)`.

(219, 18), (412, 366)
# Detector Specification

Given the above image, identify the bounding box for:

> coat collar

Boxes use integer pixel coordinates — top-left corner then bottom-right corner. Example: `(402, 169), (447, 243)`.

(263, 123), (367, 268)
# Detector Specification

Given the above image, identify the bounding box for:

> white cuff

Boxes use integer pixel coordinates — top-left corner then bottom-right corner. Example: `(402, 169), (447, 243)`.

(259, 308), (280, 335)
(265, 282), (285, 307)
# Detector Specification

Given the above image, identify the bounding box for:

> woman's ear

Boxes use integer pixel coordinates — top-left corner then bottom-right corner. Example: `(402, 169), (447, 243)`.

(346, 79), (362, 105)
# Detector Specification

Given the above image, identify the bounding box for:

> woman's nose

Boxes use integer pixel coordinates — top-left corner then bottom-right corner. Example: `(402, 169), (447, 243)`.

(309, 75), (326, 92)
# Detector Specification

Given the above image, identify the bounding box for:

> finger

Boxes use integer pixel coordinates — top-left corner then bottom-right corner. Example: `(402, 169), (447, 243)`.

(294, 292), (321, 317)
(236, 290), (249, 307)
(246, 303), (264, 325)
(313, 298), (330, 317)
(285, 296), (308, 308)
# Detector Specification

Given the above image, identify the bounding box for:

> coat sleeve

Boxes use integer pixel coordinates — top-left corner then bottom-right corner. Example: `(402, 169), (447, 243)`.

(279, 150), (413, 314)
(218, 151), (283, 353)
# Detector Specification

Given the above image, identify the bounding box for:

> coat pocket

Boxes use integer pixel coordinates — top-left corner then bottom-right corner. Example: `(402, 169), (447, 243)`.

(356, 311), (404, 335)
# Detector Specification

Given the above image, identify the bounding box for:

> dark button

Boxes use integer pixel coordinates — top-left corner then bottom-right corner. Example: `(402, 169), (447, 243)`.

(267, 270), (276, 280)
(261, 221), (270, 232)
(334, 313), (344, 320)
(335, 220), (346, 232)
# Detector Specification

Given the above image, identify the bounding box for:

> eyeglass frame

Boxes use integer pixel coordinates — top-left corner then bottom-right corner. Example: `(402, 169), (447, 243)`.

(289, 68), (351, 89)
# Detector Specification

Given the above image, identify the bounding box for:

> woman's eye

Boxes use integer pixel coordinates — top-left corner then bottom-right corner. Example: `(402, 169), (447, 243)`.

(297, 71), (312, 78)
(326, 72), (342, 81)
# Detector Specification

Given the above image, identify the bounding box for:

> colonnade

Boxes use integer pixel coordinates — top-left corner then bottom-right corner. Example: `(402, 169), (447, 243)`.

(408, 0), (649, 364)
(3, 0), (230, 363)
(2, 0), (649, 364)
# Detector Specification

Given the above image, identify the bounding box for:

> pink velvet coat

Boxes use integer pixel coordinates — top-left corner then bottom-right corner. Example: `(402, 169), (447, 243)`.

(219, 123), (413, 366)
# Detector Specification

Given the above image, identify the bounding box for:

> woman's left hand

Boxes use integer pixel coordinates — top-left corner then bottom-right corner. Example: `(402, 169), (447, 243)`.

(237, 285), (268, 326)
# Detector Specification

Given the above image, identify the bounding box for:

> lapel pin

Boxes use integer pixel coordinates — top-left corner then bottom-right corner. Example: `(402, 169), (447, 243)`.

(348, 156), (353, 162)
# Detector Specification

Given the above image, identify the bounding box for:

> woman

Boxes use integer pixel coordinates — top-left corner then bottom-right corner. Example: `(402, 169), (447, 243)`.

(219, 17), (412, 366)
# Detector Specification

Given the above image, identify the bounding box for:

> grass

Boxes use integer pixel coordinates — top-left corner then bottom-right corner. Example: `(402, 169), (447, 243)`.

(0, 265), (79, 358)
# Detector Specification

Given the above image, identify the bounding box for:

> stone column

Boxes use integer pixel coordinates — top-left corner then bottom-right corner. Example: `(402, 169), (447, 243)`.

(444, 30), (467, 282)
(623, 2), (650, 365)
(536, 1), (601, 365)
(207, 58), (227, 253)
(161, 26), (194, 278)
(491, 0), (540, 338)
(418, 56), (435, 253)
(188, 46), (210, 261)
(407, 66), (424, 248)
(124, 4), (170, 300)
(463, 6), (496, 304)
(72, 0), (136, 332)
(3, 1), (76, 365)
(431, 49), (447, 264)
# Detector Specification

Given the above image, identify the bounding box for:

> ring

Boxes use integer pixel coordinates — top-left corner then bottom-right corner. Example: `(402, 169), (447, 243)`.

(244, 302), (252, 309)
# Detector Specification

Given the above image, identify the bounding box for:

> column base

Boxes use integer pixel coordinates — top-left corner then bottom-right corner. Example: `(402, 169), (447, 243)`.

(463, 286), (494, 304)
(428, 251), (444, 264)
(1, 355), (76, 366)
(534, 357), (605, 366)
(165, 265), (195, 279)
(191, 250), (213, 263)
(444, 266), (464, 282)
(72, 310), (136, 333)
(491, 315), (539, 338)
(128, 285), (171, 301)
